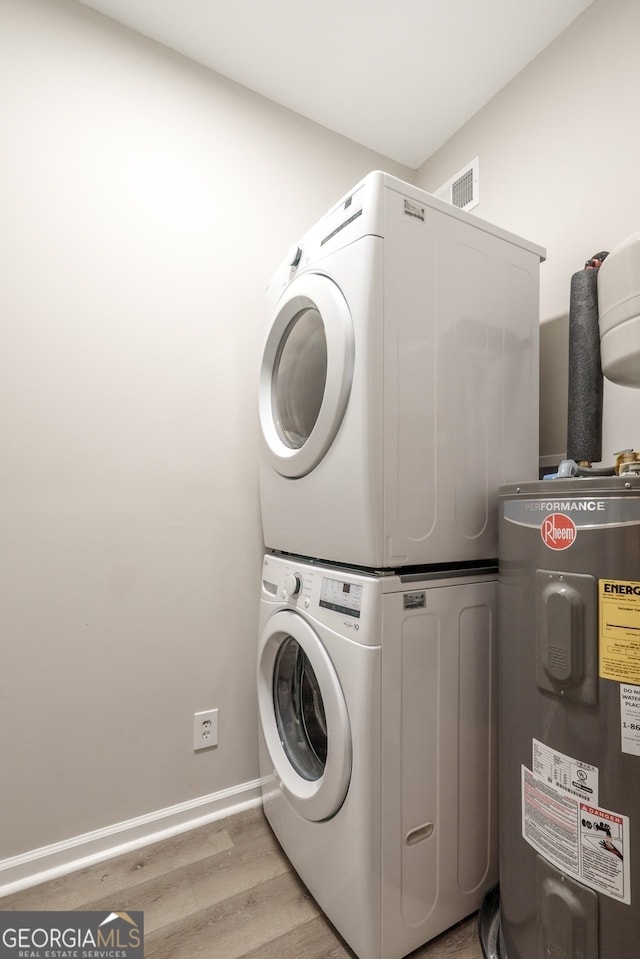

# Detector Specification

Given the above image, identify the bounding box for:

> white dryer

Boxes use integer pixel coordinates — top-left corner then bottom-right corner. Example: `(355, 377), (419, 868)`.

(258, 171), (545, 568)
(257, 552), (498, 959)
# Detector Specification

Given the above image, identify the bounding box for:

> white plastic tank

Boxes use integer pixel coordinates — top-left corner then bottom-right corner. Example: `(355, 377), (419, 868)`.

(598, 231), (640, 387)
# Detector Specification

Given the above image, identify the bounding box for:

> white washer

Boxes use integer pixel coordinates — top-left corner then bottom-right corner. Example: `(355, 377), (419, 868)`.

(257, 552), (498, 959)
(258, 171), (545, 568)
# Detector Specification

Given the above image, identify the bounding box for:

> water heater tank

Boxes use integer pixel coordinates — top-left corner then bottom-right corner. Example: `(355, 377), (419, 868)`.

(497, 476), (640, 959)
(598, 231), (640, 387)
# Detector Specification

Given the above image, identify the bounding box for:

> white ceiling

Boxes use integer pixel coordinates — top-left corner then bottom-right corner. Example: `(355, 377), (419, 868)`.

(76, 0), (593, 169)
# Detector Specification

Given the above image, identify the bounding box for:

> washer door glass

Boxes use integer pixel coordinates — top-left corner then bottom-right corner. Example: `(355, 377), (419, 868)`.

(259, 273), (354, 478)
(258, 610), (352, 822)
(273, 636), (327, 780)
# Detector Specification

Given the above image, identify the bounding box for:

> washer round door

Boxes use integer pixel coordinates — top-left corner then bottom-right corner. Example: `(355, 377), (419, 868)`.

(259, 272), (355, 478)
(258, 610), (352, 822)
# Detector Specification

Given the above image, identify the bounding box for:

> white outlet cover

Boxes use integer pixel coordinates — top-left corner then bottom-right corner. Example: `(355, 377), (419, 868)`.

(194, 708), (218, 751)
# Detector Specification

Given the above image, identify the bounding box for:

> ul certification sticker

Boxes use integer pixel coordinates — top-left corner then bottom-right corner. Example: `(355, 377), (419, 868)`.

(540, 513), (577, 550)
(532, 739), (599, 804)
(600, 580), (640, 683)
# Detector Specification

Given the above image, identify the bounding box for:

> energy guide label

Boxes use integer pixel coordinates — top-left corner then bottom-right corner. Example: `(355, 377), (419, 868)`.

(532, 739), (599, 804)
(522, 765), (631, 904)
(600, 579), (640, 684)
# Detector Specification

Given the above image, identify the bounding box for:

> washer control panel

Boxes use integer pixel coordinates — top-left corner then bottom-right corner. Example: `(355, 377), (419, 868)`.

(319, 577), (363, 618)
(261, 555), (380, 644)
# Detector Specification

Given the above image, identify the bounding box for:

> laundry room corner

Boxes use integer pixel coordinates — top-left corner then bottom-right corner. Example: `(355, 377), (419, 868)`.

(414, 0), (640, 472)
(0, 0), (414, 888)
(5, 0), (640, 955)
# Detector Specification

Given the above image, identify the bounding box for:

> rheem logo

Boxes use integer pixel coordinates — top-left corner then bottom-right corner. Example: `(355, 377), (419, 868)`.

(541, 513), (577, 550)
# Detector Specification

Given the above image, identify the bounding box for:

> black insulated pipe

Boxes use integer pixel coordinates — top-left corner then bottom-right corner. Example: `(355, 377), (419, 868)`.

(566, 262), (606, 465)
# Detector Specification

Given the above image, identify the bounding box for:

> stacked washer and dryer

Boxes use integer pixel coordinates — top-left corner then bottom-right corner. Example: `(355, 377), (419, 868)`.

(256, 171), (545, 959)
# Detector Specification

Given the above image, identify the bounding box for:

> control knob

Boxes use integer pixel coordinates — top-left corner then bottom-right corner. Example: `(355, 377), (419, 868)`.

(288, 244), (303, 269)
(284, 573), (302, 598)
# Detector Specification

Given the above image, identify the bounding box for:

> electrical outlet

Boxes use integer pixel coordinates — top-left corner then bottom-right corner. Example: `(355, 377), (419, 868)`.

(193, 709), (218, 751)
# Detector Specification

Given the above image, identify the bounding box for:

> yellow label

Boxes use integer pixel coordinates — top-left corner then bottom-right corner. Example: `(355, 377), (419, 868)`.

(600, 579), (640, 683)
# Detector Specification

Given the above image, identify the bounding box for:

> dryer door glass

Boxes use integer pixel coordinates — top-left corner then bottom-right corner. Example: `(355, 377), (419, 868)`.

(273, 636), (327, 780)
(259, 273), (354, 478)
(273, 308), (327, 450)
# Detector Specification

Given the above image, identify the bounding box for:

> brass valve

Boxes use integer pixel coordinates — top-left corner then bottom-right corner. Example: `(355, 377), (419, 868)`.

(615, 449), (640, 475)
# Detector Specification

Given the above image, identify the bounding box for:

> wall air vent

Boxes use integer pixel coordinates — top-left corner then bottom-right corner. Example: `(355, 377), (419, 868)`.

(433, 156), (479, 212)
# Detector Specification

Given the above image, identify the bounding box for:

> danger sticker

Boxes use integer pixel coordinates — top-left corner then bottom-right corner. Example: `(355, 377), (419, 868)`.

(579, 803), (629, 902)
(600, 579), (640, 683)
(541, 513), (577, 550)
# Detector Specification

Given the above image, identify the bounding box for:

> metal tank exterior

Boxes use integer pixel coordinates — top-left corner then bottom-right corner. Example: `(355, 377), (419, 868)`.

(498, 477), (640, 959)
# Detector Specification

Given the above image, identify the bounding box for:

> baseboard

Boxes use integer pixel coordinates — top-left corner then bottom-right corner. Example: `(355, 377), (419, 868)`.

(0, 777), (266, 898)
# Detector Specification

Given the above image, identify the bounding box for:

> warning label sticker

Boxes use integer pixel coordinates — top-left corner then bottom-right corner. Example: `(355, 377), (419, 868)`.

(532, 739), (599, 804)
(522, 766), (631, 904)
(621, 684), (640, 756)
(522, 765), (580, 874)
(580, 804), (629, 902)
(600, 580), (640, 683)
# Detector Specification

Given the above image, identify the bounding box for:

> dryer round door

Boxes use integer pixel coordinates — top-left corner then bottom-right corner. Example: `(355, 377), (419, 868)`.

(259, 272), (355, 478)
(258, 609), (352, 821)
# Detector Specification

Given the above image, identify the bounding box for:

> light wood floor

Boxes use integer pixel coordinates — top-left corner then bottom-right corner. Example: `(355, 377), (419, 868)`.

(0, 807), (483, 959)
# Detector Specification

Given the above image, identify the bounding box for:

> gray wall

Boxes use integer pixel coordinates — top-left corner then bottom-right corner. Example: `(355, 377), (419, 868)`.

(416, 0), (640, 466)
(0, 0), (411, 864)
